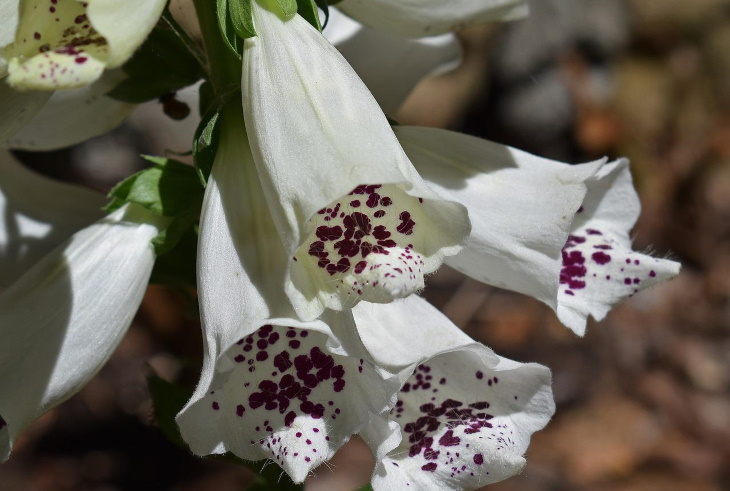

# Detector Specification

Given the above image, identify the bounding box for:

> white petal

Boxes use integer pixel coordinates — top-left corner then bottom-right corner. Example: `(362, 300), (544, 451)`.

(177, 108), (399, 481)
(366, 345), (554, 490)
(0, 150), (105, 289)
(86, 0), (167, 68)
(0, 0), (20, 75)
(6, 70), (135, 150)
(395, 126), (602, 310)
(337, 0), (529, 38)
(556, 159), (681, 335)
(356, 296), (554, 490)
(177, 319), (397, 483)
(0, 204), (163, 461)
(325, 8), (461, 114)
(2, 0), (165, 90)
(243, 3), (470, 320)
(0, 82), (51, 142)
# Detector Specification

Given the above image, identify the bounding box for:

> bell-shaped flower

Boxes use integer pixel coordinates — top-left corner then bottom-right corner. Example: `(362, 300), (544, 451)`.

(0, 150), (104, 287)
(394, 126), (681, 336)
(354, 296), (555, 490)
(324, 8), (461, 115)
(1, 0), (166, 90)
(242, 1), (471, 321)
(0, 202), (164, 460)
(176, 107), (399, 482)
(337, 0), (529, 38)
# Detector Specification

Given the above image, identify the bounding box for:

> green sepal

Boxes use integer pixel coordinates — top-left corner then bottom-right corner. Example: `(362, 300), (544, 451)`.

(105, 156), (204, 255)
(228, 0), (257, 40)
(217, 0), (245, 58)
(275, 0), (298, 17)
(108, 23), (205, 103)
(296, 0), (321, 30)
(193, 106), (221, 187)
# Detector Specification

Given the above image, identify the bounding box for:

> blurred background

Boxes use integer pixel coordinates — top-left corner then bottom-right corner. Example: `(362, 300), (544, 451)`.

(2, 0), (729, 489)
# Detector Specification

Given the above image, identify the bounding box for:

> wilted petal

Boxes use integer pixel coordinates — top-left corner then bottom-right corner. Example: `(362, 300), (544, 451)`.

(6, 70), (135, 150)
(177, 107), (399, 482)
(395, 126), (602, 310)
(325, 8), (461, 114)
(0, 204), (163, 460)
(3, 0), (165, 90)
(356, 296), (554, 490)
(557, 159), (681, 335)
(243, 3), (470, 320)
(0, 150), (105, 288)
(338, 0), (528, 38)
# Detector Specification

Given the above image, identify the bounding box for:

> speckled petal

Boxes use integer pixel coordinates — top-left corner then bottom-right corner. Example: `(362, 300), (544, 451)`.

(5, 69), (134, 149)
(0, 204), (163, 461)
(337, 0), (528, 38)
(324, 8), (461, 114)
(243, 2), (470, 321)
(395, 126), (602, 311)
(556, 159), (681, 335)
(364, 345), (553, 490)
(0, 150), (105, 289)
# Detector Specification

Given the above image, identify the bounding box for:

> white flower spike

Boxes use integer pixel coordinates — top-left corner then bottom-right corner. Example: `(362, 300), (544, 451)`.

(0, 203), (164, 461)
(337, 0), (529, 38)
(177, 107), (398, 482)
(0, 150), (105, 288)
(243, 0), (470, 321)
(2, 0), (166, 90)
(355, 297), (555, 490)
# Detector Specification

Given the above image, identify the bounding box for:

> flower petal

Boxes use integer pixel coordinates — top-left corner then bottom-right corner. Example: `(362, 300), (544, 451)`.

(556, 159), (681, 335)
(0, 0), (21, 75)
(177, 318), (397, 483)
(325, 8), (461, 114)
(337, 0), (528, 38)
(0, 82), (51, 142)
(0, 204), (163, 461)
(395, 126), (602, 310)
(2, 0), (165, 90)
(243, 3), (470, 320)
(5, 70), (135, 150)
(0, 150), (105, 289)
(177, 107), (399, 481)
(356, 296), (554, 490)
(364, 345), (554, 490)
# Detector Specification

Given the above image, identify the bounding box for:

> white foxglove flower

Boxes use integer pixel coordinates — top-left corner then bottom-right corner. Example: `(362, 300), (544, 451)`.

(337, 0), (529, 38)
(354, 296), (554, 490)
(1, 0), (166, 90)
(395, 126), (681, 335)
(4, 70), (135, 150)
(243, 1), (470, 321)
(324, 8), (461, 114)
(0, 203), (164, 461)
(177, 108), (399, 481)
(0, 150), (104, 288)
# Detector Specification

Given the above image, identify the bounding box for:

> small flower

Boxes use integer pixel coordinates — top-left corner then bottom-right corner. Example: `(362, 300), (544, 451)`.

(0, 197), (164, 461)
(242, 1), (470, 320)
(337, 0), (529, 37)
(1, 0), (167, 90)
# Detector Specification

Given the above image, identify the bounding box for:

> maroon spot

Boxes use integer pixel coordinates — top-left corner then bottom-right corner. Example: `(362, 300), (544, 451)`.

(236, 405), (245, 417)
(592, 251), (611, 265)
(211, 402), (220, 410)
(649, 270), (656, 277)
(284, 411), (296, 427)
(421, 463), (438, 472)
(396, 212), (416, 235)
(473, 454), (484, 465)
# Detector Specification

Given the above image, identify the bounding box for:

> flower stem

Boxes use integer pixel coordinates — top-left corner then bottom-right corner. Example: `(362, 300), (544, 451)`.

(192, 0), (241, 94)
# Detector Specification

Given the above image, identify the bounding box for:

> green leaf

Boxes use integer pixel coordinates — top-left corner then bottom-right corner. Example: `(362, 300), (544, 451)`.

(356, 485), (373, 491)
(296, 0), (321, 30)
(193, 107), (221, 186)
(149, 226), (198, 288)
(217, 0), (245, 58)
(108, 23), (205, 103)
(275, 0), (298, 17)
(229, 0), (257, 39)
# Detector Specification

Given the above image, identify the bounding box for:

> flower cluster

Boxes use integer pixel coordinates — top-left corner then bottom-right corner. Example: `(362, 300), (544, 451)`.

(0, 1), (680, 489)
